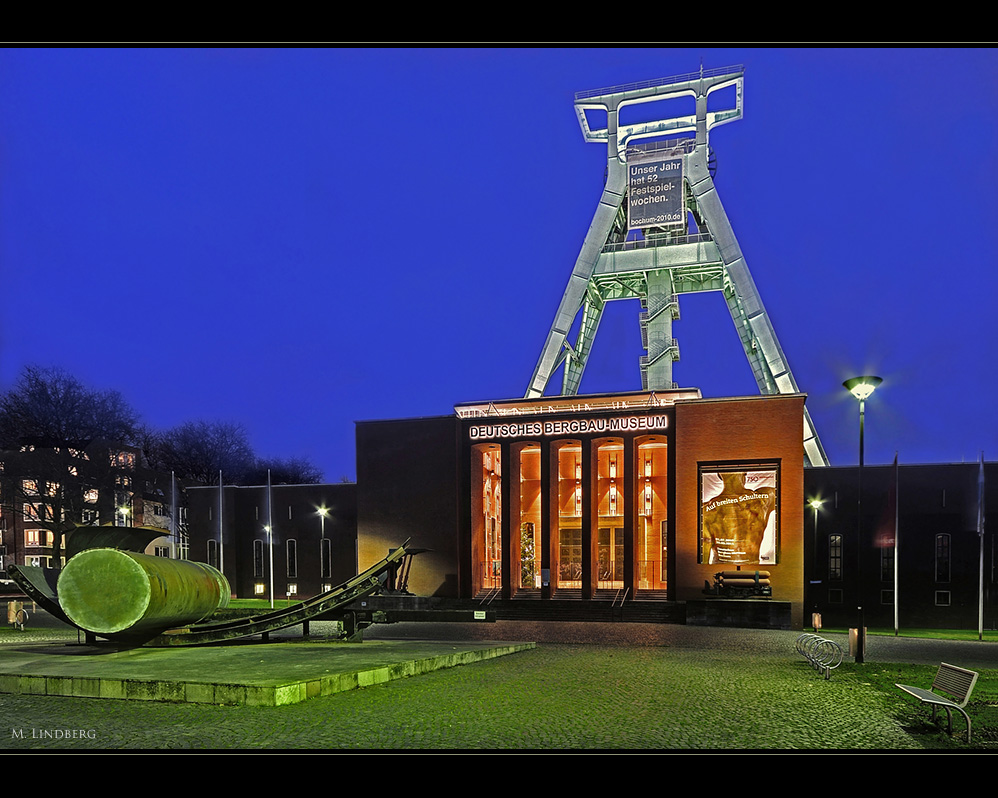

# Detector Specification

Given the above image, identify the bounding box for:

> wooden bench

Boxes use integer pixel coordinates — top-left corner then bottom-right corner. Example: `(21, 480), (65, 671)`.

(896, 662), (979, 743)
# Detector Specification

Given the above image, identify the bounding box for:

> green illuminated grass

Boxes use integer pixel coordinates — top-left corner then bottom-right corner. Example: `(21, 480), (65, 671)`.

(812, 627), (998, 643)
(839, 661), (998, 748)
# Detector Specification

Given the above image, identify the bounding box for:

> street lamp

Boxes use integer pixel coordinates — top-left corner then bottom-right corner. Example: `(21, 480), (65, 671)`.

(808, 499), (823, 629)
(317, 505), (330, 586)
(843, 375), (882, 663)
(264, 525), (274, 609)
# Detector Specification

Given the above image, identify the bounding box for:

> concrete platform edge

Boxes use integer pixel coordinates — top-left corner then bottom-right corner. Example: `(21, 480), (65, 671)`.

(0, 642), (535, 707)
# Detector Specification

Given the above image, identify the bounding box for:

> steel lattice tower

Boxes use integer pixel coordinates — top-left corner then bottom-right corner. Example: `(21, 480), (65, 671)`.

(525, 65), (828, 467)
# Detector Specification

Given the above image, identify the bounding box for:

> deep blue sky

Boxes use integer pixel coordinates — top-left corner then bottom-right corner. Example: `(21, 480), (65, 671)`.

(2, 47), (996, 480)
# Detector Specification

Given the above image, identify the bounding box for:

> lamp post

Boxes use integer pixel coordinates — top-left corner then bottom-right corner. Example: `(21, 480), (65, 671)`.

(843, 375), (882, 664)
(264, 525), (274, 609)
(318, 506), (329, 540)
(809, 498), (823, 626)
(266, 469), (274, 608)
(317, 506), (329, 585)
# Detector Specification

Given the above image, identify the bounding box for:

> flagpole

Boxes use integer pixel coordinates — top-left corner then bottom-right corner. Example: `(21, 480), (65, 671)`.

(171, 470), (177, 560)
(979, 452), (985, 641)
(894, 452), (901, 637)
(218, 470), (224, 575)
(268, 469), (275, 610)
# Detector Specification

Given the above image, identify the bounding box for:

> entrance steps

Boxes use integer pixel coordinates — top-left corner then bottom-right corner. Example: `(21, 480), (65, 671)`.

(354, 593), (685, 625)
(474, 590), (685, 624)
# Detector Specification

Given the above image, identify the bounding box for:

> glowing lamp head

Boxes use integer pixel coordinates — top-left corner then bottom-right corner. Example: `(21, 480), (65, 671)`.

(843, 375), (882, 402)
(809, 499), (824, 510)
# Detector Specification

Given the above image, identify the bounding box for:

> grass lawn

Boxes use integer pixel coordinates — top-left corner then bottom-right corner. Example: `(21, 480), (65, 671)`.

(813, 626), (998, 643)
(837, 661), (998, 749)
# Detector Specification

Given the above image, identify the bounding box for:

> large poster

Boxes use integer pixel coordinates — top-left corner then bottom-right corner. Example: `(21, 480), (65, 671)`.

(699, 466), (779, 565)
(627, 154), (684, 229)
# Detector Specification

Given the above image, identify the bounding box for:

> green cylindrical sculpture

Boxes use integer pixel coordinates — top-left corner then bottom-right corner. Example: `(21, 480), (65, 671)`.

(58, 549), (230, 637)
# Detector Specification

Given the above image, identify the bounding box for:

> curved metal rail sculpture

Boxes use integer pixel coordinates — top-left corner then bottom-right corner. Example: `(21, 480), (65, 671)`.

(8, 539), (413, 647)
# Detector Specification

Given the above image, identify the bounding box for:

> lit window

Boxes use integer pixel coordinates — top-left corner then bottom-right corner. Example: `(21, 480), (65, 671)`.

(254, 583), (265, 595)
(112, 451), (136, 469)
(28, 529), (54, 546)
(287, 583), (298, 596)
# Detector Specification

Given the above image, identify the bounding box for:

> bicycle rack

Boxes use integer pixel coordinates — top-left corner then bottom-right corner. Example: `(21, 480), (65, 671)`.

(795, 633), (844, 680)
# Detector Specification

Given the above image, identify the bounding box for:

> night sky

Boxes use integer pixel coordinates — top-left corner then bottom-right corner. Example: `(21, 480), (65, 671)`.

(2, 47), (995, 481)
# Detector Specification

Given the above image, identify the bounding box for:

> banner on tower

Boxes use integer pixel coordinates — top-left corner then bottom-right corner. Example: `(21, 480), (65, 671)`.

(627, 154), (684, 229)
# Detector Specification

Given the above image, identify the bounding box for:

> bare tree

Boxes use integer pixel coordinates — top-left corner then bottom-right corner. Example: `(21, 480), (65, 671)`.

(0, 366), (143, 566)
(244, 456), (324, 485)
(0, 365), (139, 448)
(146, 420), (256, 486)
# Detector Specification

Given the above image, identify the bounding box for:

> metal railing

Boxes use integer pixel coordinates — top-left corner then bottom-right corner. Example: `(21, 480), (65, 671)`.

(576, 66), (744, 101)
(602, 232), (714, 254)
(479, 586), (501, 605)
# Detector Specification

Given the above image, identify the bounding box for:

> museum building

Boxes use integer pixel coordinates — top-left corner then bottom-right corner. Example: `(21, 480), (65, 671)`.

(354, 389), (806, 628)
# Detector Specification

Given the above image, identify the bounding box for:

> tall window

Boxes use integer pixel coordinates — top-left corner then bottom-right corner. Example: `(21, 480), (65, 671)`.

(556, 442), (582, 589)
(829, 534), (843, 581)
(320, 538), (332, 580)
(881, 545), (894, 582)
(517, 444), (541, 590)
(253, 539), (265, 578)
(472, 444), (502, 593)
(287, 539), (298, 578)
(935, 533), (951, 583)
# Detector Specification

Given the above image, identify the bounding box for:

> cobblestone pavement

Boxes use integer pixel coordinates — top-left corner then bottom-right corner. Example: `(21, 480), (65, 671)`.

(2, 620), (974, 752)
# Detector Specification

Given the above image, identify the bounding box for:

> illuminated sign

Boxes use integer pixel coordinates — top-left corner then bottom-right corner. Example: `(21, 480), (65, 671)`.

(627, 154), (684, 229)
(455, 390), (699, 419)
(699, 465), (779, 565)
(469, 414), (668, 441)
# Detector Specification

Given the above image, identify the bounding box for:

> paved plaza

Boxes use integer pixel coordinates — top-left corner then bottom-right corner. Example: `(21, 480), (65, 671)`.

(2, 617), (997, 752)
